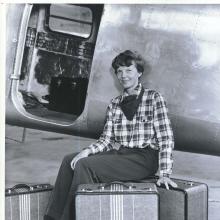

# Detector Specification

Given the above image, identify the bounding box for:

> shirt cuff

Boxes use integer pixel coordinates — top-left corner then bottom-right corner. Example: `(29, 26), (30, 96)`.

(159, 169), (172, 178)
(161, 173), (170, 178)
(83, 145), (96, 154)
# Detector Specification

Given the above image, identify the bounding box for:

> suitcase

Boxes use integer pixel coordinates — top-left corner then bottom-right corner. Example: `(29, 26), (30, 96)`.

(48, 76), (88, 115)
(144, 178), (208, 220)
(5, 183), (53, 220)
(75, 181), (159, 220)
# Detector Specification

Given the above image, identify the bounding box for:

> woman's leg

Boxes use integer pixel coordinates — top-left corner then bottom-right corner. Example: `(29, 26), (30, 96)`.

(73, 147), (158, 183)
(45, 152), (78, 220)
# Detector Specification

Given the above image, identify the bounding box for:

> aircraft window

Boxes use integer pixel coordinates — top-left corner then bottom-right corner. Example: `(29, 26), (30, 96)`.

(49, 4), (93, 38)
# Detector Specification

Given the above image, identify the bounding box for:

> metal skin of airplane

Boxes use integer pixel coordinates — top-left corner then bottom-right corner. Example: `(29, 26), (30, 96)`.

(5, 4), (220, 156)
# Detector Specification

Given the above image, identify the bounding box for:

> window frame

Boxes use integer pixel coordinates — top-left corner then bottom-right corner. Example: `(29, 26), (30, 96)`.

(45, 4), (94, 39)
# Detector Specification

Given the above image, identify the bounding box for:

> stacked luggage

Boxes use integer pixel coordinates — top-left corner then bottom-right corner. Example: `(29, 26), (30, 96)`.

(48, 76), (88, 115)
(75, 178), (208, 220)
(5, 178), (208, 219)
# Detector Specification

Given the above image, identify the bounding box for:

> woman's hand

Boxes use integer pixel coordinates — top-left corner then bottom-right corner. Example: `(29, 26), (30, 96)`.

(156, 176), (178, 190)
(70, 148), (92, 170)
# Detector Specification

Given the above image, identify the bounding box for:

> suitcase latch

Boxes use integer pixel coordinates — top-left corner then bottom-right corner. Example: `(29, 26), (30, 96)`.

(81, 188), (93, 192)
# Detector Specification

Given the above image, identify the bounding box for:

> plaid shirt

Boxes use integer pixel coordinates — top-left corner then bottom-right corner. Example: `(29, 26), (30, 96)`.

(88, 84), (174, 176)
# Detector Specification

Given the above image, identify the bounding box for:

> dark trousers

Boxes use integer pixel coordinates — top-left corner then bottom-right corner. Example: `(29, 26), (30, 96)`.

(45, 147), (159, 220)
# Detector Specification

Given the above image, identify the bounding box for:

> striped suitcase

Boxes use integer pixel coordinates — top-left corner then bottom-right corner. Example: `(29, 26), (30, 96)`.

(75, 182), (159, 220)
(5, 183), (53, 220)
(144, 178), (208, 220)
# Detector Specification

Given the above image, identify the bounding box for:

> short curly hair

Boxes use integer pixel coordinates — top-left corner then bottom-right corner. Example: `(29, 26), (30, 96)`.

(112, 50), (145, 74)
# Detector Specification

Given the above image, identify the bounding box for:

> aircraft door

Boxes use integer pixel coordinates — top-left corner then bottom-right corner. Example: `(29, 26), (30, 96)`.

(6, 4), (103, 129)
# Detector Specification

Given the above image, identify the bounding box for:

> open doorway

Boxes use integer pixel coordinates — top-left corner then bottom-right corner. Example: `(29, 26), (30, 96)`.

(18, 4), (103, 124)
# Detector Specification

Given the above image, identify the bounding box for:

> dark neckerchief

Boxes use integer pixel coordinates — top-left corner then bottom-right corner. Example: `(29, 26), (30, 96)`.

(119, 87), (144, 121)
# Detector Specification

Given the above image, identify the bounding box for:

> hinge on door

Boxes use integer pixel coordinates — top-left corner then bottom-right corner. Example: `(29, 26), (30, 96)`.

(10, 75), (20, 80)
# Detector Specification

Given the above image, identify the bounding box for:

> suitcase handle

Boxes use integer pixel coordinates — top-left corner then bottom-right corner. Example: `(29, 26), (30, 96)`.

(6, 184), (53, 196)
(10, 184), (34, 193)
(101, 181), (131, 189)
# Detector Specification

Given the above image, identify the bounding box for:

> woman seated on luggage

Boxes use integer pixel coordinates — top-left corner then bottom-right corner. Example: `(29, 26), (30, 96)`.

(44, 50), (177, 220)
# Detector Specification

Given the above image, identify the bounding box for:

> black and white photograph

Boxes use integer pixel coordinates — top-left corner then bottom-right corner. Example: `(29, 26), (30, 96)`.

(3, 2), (220, 220)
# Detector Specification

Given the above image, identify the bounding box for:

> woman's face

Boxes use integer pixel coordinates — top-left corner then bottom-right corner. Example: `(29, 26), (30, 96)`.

(116, 62), (142, 91)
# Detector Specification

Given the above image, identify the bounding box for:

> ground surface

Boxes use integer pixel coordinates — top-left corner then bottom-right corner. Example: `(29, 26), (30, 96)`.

(5, 125), (220, 220)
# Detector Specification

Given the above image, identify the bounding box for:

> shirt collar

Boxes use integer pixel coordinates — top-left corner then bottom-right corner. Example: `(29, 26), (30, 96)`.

(122, 83), (143, 99)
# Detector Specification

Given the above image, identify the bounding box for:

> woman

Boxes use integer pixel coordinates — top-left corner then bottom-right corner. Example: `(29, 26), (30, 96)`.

(44, 50), (177, 220)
